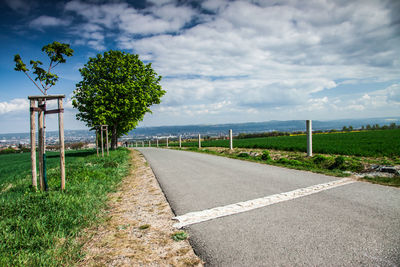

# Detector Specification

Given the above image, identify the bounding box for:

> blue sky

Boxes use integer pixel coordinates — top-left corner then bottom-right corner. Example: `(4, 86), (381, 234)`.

(0, 0), (399, 134)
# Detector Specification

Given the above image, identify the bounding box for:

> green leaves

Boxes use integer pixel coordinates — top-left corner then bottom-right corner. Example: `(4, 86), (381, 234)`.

(13, 54), (28, 72)
(13, 41), (74, 95)
(73, 50), (165, 148)
(41, 41), (73, 64)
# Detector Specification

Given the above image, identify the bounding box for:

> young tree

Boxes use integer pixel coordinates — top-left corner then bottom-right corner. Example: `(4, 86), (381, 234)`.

(14, 42), (73, 95)
(72, 50), (165, 149)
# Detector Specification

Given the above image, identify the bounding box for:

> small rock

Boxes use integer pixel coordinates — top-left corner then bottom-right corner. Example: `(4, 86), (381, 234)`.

(379, 166), (399, 175)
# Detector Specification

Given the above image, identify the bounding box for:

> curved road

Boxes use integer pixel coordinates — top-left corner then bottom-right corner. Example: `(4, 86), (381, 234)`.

(137, 148), (400, 266)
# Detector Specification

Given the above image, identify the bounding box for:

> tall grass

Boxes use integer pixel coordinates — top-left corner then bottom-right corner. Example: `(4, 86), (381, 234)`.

(0, 148), (130, 266)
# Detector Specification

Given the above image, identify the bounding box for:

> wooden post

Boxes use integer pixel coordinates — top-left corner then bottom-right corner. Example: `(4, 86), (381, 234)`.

(38, 99), (44, 191)
(135, 142), (137, 147)
(96, 129), (99, 156)
(179, 135), (182, 148)
(142, 141), (144, 147)
(229, 129), (233, 150)
(105, 126), (109, 156)
(101, 127), (104, 157)
(30, 100), (37, 190)
(149, 140), (151, 147)
(306, 120), (312, 157)
(166, 137), (169, 148)
(58, 99), (66, 190)
(156, 139), (159, 147)
(198, 134), (201, 148)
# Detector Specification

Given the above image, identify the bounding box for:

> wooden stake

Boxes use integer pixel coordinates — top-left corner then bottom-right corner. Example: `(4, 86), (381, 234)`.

(101, 128), (104, 157)
(105, 126), (109, 156)
(38, 99), (44, 191)
(96, 129), (99, 157)
(58, 99), (66, 190)
(30, 100), (37, 190)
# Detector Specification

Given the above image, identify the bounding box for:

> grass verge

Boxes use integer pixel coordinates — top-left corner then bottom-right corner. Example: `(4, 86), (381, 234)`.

(0, 148), (130, 266)
(169, 147), (399, 187)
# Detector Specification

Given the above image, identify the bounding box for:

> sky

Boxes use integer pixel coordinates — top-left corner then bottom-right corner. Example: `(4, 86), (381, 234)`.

(0, 0), (399, 134)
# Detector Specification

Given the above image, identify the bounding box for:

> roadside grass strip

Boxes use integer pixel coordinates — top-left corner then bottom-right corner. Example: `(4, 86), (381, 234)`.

(173, 178), (356, 228)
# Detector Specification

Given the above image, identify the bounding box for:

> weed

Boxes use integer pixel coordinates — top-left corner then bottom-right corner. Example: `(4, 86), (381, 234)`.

(139, 224), (151, 230)
(172, 231), (188, 241)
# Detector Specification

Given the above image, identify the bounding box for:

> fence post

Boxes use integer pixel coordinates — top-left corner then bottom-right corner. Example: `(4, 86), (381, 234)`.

(156, 139), (159, 147)
(179, 135), (182, 148)
(198, 134), (201, 148)
(229, 129), (233, 150)
(149, 140), (151, 147)
(306, 120), (312, 157)
(166, 137), (169, 148)
(142, 141), (144, 147)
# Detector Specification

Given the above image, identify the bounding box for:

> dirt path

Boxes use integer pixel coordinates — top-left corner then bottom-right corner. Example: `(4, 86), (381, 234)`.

(78, 149), (203, 266)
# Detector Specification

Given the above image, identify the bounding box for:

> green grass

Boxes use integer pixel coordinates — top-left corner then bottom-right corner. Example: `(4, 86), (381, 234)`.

(361, 176), (400, 187)
(0, 148), (130, 266)
(170, 129), (400, 157)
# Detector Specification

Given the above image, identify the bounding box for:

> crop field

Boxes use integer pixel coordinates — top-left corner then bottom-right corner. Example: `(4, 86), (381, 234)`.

(0, 148), (130, 266)
(172, 129), (400, 157)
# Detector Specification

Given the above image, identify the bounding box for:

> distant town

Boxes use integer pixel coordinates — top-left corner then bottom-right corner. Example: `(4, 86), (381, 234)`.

(1, 117), (399, 151)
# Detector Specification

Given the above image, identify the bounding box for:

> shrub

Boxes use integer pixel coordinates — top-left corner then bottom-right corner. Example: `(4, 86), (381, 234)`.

(276, 158), (289, 164)
(330, 156), (346, 170)
(237, 152), (250, 158)
(261, 151), (271, 161)
(313, 154), (328, 165)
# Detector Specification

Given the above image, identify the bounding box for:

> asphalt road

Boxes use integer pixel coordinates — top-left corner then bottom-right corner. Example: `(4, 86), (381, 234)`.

(137, 148), (400, 266)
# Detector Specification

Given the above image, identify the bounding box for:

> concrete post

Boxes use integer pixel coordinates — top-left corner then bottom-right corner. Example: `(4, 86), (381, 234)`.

(149, 140), (151, 147)
(306, 120), (312, 157)
(166, 137), (169, 148)
(198, 134), (201, 148)
(156, 139), (159, 147)
(179, 135), (182, 148)
(142, 141), (144, 147)
(229, 129), (233, 150)
(135, 142), (137, 147)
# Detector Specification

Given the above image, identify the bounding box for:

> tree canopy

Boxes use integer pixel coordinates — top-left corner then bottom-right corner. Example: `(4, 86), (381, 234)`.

(14, 41), (73, 95)
(72, 50), (165, 148)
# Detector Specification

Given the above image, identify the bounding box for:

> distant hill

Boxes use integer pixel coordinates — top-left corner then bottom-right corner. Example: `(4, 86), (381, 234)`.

(127, 117), (400, 138)
(1, 117), (399, 140)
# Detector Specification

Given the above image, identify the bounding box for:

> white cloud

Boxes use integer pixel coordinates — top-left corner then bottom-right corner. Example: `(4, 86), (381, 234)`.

(30, 15), (71, 28)
(63, 0), (400, 125)
(0, 98), (28, 114)
(4, 0), (32, 14)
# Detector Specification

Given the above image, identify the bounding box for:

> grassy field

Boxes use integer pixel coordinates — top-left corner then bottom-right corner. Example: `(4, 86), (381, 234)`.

(0, 148), (130, 266)
(170, 129), (400, 157)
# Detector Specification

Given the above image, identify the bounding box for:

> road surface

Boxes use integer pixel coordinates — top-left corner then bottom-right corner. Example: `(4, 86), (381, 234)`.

(137, 148), (400, 266)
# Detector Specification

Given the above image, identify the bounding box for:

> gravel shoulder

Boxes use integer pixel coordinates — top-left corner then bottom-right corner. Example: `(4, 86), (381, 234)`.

(78, 149), (203, 266)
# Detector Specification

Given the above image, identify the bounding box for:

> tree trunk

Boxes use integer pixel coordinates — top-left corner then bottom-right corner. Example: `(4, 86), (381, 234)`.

(111, 123), (118, 149)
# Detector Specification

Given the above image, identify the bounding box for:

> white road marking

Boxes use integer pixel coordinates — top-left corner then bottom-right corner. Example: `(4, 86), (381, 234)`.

(173, 178), (356, 228)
